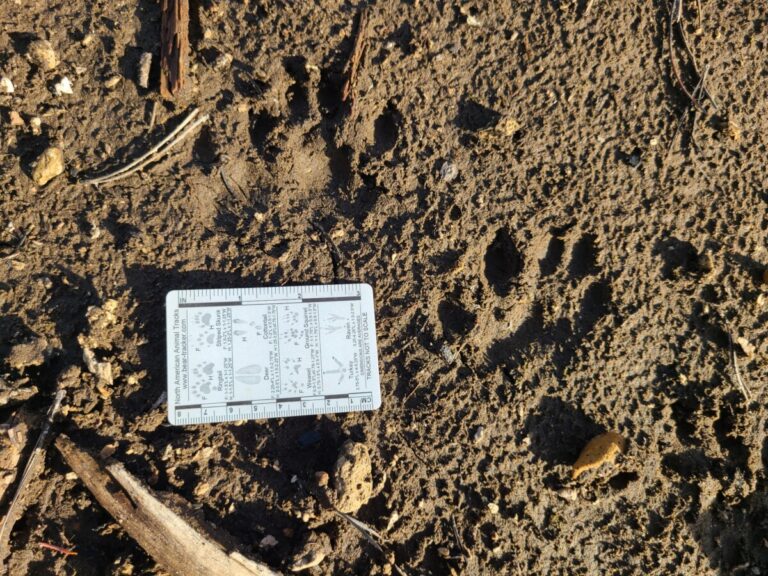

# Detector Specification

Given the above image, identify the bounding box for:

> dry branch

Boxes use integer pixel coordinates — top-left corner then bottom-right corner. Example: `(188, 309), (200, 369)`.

(160, 0), (189, 99)
(0, 390), (64, 565)
(341, 7), (370, 104)
(55, 435), (280, 576)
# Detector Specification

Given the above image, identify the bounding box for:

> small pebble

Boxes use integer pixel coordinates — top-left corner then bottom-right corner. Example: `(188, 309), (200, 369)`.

(440, 161), (459, 182)
(487, 502), (499, 515)
(213, 52), (233, 70)
(54, 76), (73, 96)
(556, 488), (579, 502)
(194, 481), (211, 497)
(466, 14), (483, 27)
(104, 76), (121, 89)
(736, 336), (755, 358)
(0, 77), (14, 94)
(30, 117), (42, 135)
(81, 34), (95, 47)
(32, 147), (65, 185)
(439, 342), (455, 364)
(497, 116), (520, 136)
(472, 425), (486, 445)
(27, 39), (59, 71)
(99, 443), (118, 459)
(8, 111), (24, 127)
(314, 470), (329, 488)
(385, 510), (400, 531)
(260, 535), (278, 549)
(65, 472), (78, 481)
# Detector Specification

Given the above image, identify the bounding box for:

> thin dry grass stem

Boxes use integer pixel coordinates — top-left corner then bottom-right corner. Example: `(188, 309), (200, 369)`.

(728, 334), (752, 403)
(82, 108), (208, 186)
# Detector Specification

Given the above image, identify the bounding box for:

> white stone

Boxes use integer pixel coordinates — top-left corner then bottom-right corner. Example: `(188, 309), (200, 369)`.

(0, 77), (14, 94)
(54, 77), (73, 96)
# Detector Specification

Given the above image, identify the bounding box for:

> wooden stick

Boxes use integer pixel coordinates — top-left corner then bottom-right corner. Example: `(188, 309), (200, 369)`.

(341, 7), (370, 104)
(55, 435), (280, 576)
(0, 390), (65, 565)
(160, 0), (189, 99)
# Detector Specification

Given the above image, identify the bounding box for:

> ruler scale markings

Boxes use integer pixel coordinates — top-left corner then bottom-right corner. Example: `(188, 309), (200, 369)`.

(166, 283), (381, 425)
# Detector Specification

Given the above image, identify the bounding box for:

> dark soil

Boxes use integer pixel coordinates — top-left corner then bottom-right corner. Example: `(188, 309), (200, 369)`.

(1, 1), (767, 575)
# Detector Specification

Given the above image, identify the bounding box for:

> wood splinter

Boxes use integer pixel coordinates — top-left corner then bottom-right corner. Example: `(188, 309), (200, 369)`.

(341, 7), (370, 105)
(55, 435), (280, 576)
(160, 0), (189, 99)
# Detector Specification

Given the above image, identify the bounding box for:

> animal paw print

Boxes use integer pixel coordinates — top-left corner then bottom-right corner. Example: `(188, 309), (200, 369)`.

(281, 309), (300, 327)
(235, 364), (264, 386)
(282, 356), (302, 375)
(232, 318), (262, 338)
(197, 332), (215, 346)
(194, 312), (216, 347)
(286, 328), (304, 346)
(194, 312), (213, 327)
(192, 361), (215, 398)
(483, 229), (612, 377)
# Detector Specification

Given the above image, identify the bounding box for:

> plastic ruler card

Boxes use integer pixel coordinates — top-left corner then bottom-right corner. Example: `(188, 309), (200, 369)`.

(165, 284), (381, 425)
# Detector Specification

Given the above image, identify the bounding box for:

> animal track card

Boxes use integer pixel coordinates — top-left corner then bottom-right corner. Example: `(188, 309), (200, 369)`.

(165, 284), (381, 425)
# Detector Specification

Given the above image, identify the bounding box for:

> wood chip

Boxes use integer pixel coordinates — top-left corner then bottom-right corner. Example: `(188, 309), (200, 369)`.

(160, 0), (189, 99)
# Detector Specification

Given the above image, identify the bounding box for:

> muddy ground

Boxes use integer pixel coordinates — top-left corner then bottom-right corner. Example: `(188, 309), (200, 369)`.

(1, 1), (767, 574)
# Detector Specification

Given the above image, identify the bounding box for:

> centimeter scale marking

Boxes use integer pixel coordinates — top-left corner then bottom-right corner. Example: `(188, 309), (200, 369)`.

(166, 283), (381, 425)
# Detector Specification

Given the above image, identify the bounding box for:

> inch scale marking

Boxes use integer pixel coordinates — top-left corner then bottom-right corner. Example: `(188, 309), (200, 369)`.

(166, 283), (381, 425)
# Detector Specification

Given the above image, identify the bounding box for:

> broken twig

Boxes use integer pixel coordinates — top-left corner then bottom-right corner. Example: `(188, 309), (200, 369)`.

(666, 0), (717, 110)
(39, 542), (77, 557)
(82, 108), (209, 185)
(0, 389), (65, 563)
(160, 0), (189, 99)
(341, 7), (370, 104)
(56, 435), (280, 576)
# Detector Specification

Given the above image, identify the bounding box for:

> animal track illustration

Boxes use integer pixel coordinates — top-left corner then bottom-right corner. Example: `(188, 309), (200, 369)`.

(232, 318), (262, 340)
(194, 312), (216, 347)
(192, 361), (216, 397)
(236, 364), (264, 386)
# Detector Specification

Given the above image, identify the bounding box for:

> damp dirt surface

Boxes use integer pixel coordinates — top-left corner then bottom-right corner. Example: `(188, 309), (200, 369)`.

(1, 2), (767, 575)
